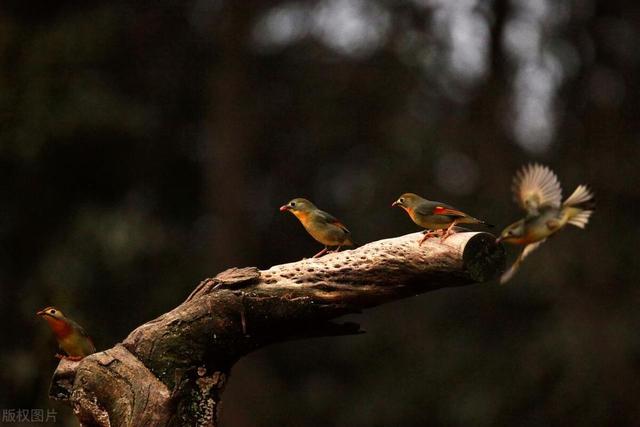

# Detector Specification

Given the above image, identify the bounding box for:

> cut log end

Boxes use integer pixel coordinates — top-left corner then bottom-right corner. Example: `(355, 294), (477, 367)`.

(460, 232), (506, 282)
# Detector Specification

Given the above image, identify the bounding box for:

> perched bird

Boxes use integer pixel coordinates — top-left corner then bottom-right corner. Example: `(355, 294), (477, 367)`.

(497, 164), (595, 284)
(280, 198), (354, 258)
(392, 193), (491, 244)
(37, 306), (96, 361)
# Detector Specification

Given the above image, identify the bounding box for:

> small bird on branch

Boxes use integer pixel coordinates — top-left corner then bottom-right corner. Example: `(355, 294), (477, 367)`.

(280, 198), (354, 258)
(392, 192), (492, 245)
(37, 306), (96, 361)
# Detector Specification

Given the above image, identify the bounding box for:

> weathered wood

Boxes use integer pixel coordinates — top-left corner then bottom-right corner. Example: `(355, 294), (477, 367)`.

(50, 232), (504, 426)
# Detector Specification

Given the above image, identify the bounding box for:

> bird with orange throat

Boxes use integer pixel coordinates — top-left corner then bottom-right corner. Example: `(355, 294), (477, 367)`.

(497, 164), (595, 284)
(392, 193), (492, 244)
(280, 198), (354, 258)
(37, 306), (96, 361)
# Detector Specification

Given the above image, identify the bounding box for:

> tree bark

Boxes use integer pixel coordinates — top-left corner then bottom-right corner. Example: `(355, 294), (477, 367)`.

(49, 231), (504, 427)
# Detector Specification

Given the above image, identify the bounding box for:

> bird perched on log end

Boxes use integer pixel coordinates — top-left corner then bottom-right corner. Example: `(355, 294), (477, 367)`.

(497, 164), (595, 284)
(392, 192), (492, 245)
(37, 306), (96, 361)
(280, 198), (354, 258)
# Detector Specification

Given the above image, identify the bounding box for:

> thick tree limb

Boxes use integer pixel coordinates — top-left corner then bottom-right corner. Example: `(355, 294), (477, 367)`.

(50, 232), (504, 426)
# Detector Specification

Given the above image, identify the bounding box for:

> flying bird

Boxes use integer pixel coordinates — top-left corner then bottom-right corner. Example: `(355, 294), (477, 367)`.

(497, 164), (595, 284)
(280, 198), (354, 258)
(37, 306), (96, 361)
(392, 192), (491, 244)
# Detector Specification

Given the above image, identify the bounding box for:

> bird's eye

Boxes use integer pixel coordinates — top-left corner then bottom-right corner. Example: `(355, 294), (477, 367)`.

(399, 198), (405, 203)
(49, 309), (55, 314)
(290, 202), (296, 207)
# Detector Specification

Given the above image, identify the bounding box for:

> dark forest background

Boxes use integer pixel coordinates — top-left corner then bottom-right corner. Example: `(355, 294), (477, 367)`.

(1, 0), (639, 426)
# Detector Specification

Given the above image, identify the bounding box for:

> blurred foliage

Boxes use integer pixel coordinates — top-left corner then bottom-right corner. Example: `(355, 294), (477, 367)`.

(1, 0), (639, 426)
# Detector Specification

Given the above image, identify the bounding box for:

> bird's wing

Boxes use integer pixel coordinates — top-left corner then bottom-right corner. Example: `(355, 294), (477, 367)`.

(412, 202), (433, 217)
(512, 164), (562, 215)
(68, 319), (92, 340)
(521, 240), (545, 260)
(431, 205), (468, 218)
(68, 319), (96, 351)
(316, 210), (350, 234)
(415, 200), (467, 218)
(499, 240), (546, 284)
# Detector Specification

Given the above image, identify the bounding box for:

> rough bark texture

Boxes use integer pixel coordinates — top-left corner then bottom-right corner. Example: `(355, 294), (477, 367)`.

(50, 232), (504, 427)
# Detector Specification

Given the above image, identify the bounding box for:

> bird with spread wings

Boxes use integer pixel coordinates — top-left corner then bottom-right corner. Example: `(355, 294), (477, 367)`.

(497, 164), (595, 284)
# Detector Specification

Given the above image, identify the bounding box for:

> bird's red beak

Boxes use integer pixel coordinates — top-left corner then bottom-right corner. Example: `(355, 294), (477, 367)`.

(36, 309), (45, 316)
(279, 205), (290, 212)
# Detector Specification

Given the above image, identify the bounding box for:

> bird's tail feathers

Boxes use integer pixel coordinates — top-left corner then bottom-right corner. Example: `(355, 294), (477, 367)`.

(562, 185), (595, 229)
(567, 210), (593, 229)
(475, 218), (495, 228)
(461, 216), (493, 227)
(563, 185), (595, 209)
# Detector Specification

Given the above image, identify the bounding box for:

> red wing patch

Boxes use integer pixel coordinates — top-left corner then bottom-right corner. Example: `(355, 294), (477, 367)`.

(433, 206), (466, 217)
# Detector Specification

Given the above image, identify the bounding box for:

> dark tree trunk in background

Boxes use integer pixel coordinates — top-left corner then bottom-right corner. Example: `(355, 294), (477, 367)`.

(204, 2), (262, 267)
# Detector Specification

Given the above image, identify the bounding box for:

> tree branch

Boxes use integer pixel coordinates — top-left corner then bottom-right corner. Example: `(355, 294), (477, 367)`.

(49, 232), (504, 427)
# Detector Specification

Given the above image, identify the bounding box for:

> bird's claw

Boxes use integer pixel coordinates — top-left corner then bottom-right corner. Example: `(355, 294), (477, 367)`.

(440, 231), (455, 242)
(419, 230), (442, 245)
(439, 222), (459, 242)
(312, 247), (329, 258)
